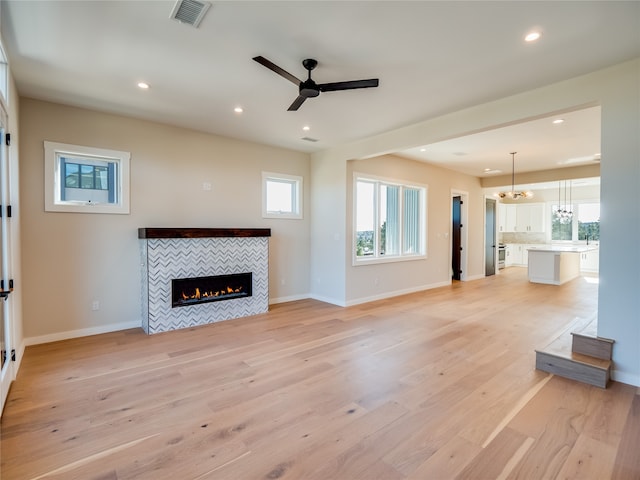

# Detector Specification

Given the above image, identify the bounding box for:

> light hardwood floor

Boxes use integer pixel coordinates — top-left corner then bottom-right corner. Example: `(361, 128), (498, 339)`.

(2, 268), (639, 479)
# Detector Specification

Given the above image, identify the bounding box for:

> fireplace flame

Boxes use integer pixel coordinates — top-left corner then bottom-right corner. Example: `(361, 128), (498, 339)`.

(179, 285), (243, 302)
(172, 272), (252, 308)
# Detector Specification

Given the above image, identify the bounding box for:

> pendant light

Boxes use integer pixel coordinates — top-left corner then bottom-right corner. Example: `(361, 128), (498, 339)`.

(496, 152), (533, 199)
(554, 180), (573, 223)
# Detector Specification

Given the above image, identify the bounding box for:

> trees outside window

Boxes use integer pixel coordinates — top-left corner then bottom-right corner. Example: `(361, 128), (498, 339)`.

(551, 203), (599, 242)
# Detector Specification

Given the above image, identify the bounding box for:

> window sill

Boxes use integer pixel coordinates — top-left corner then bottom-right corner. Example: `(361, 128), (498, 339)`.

(353, 254), (427, 267)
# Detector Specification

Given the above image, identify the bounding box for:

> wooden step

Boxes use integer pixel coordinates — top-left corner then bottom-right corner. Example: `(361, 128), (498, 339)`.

(535, 349), (611, 388)
(534, 314), (612, 388)
(572, 332), (614, 360)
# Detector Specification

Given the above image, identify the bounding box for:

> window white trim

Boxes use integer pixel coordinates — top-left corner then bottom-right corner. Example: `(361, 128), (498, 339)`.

(262, 172), (303, 219)
(353, 172), (427, 266)
(44, 141), (130, 214)
(0, 40), (8, 108)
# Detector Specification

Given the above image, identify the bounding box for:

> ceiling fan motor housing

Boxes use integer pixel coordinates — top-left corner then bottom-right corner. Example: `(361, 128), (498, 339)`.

(300, 79), (320, 98)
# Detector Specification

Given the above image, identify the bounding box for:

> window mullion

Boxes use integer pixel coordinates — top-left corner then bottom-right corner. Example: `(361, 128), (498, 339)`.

(398, 187), (403, 254)
(375, 182), (381, 259)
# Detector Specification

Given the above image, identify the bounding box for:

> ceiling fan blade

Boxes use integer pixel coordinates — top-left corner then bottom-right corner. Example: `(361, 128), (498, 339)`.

(253, 56), (301, 86)
(287, 95), (307, 111)
(319, 78), (379, 92)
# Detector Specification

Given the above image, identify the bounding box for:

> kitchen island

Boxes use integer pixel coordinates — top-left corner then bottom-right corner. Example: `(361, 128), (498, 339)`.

(527, 245), (598, 285)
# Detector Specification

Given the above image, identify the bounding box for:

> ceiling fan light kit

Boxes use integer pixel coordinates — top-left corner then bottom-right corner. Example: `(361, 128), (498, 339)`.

(253, 56), (379, 111)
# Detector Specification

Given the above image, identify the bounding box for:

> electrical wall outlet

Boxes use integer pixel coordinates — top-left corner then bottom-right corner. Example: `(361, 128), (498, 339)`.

(92, 300), (100, 311)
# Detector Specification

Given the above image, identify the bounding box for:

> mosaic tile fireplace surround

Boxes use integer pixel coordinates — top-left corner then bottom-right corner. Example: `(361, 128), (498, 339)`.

(139, 228), (270, 334)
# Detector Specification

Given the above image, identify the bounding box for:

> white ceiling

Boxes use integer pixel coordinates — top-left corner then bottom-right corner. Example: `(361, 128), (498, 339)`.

(397, 106), (602, 179)
(1, 1), (639, 178)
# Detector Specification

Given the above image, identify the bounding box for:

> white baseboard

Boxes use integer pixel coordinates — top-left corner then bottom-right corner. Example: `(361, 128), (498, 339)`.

(15, 340), (25, 373)
(611, 369), (640, 387)
(463, 274), (487, 281)
(308, 293), (346, 307)
(269, 293), (310, 305)
(25, 321), (141, 346)
(344, 280), (451, 307)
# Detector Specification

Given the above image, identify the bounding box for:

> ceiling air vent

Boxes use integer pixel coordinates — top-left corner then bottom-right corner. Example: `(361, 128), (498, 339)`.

(301, 137), (319, 143)
(170, 0), (211, 28)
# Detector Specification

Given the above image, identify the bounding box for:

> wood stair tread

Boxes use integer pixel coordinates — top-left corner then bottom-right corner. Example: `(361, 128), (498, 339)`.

(535, 313), (612, 388)
(571, 331), (614, 344)
(534, 348), (611, 370)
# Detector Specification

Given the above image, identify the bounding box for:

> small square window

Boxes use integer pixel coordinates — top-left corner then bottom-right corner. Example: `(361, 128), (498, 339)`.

(44, 141), (130, 214)
(262, 172), (302, 219)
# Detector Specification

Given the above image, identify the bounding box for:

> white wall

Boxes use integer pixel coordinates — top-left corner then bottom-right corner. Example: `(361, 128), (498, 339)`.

(345, 155), (484, 304)
(596, 60), (640, 385)
(309, 154), (347, 305)
(19, 99), (311, 343)
(309, 59), (640, 386)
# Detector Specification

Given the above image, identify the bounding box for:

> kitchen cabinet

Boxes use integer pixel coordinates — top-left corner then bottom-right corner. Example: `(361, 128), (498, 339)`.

(498, 203), (545, 233)
(522, 244), (531, 266)
(505, 243), (524, 266)
(505, 244), (540, 266)
(499, 204), (517, 232)
(515, 204), (546, 232)
(528, 249), (581, 285)
(505, 244), (516, 266)
(580, 248), (599, 272)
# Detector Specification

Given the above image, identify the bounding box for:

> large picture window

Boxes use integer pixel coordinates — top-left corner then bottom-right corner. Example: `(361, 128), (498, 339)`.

(551, 202), (600, 242)
(44, 141), (130, 214)
(354, 174), (426, 264)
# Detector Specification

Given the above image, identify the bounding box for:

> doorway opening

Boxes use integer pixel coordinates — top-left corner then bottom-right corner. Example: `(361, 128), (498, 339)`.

(451, 190), (468, 281)
(485, 197), (497, 276)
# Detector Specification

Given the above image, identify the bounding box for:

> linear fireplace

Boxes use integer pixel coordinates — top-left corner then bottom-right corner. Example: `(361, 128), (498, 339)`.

(139, 227), (270, 334)
(172, 272), (252, 308)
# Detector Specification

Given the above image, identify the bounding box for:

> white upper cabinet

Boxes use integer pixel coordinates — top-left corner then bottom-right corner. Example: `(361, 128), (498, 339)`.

(516, 204), (546, 232)
(499, 203), (545, 233)
(499, 204), (517, 232)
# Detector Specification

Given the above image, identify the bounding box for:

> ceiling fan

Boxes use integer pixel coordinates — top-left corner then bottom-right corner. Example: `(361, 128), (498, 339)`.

(253, 56), (379, 111)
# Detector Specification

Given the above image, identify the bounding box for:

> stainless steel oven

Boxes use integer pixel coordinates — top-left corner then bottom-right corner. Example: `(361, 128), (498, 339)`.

(498, 244), (506, 269)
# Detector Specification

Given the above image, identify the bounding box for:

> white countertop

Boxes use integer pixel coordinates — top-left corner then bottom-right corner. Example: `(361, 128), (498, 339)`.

(527, 245), (599, 253)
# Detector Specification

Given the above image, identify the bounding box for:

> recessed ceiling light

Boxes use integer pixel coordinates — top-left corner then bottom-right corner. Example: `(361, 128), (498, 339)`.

(137, 82), (150, 90)
(234, 106), (243, 113)
(419, 148), (426, 152)
(302, 125), (310, 131)
(525, 31), (542, 42)
(552, 118), (564, 124)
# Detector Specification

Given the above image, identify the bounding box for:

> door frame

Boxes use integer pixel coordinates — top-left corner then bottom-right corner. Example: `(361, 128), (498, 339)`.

(450, 189), (469, 281)
(485, 196), (498, 276)
(0, 102), (13, 413)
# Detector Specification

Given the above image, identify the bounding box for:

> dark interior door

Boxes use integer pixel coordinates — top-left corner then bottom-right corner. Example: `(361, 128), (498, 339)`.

(452, 196), (462, 280)
(485, 198), (496, 276)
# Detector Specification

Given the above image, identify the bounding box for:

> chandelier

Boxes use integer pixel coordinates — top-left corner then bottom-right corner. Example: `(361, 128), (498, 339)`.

(496, 152), (533, 199)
